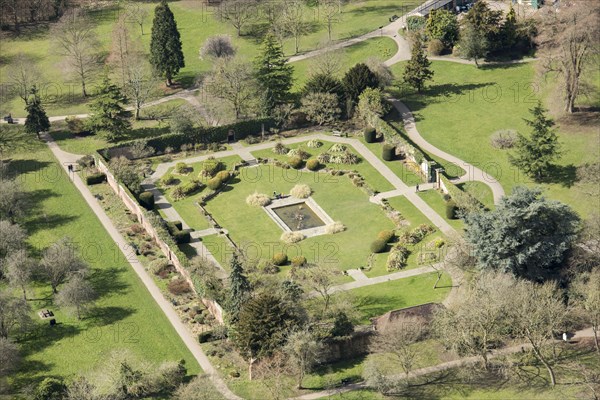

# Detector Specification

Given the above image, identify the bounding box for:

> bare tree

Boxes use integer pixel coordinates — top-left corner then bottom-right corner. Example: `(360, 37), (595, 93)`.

(320, 0), (341, 42)
(108, 14), (132, 88)
(5, 249), (36, 300)
(282, 0), (308, 54)
(174, 374), (223, 400)
(0, 289), (31, 339)
(370, 317), (426, 376)
(124, 1), (149, 36)
(311, 46), (345, 77)
(6, 53), (44, 105)
(52, 9), (102, 96)
(253, 352), (294, 400)
(56, 273), (95, 319)
(200, 35), (237, 60)
(41, 237), (88, 294)
(217, 0), (258, 37)
(434, 271), (513, 370)
(0, 220), (26, 259)
(299, 263), (339, 314)
(284, 330), (323, 388)
(203, 57), (258, 120)
(510, 279), (568, 386)
(537, 1), (600, 113)
(0, 179), (26, 223)
(571, 268), (600, 355)
(125, 53), (159, 120)
(0, 337), (20, 377)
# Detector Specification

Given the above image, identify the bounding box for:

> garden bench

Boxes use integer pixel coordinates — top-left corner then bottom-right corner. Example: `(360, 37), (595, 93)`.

(332, 130), (342, 137)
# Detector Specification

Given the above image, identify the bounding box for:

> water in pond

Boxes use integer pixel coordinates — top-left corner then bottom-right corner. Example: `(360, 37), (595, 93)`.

(272, 202), (325, 231)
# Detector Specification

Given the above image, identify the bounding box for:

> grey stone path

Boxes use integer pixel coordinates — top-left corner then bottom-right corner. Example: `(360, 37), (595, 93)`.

(42, 134), (241, 400)
(345, 268), (369, 282)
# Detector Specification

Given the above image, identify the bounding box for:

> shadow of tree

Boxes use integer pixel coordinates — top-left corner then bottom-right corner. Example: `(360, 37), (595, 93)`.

(88, 266), (130, 299)
(87, 305), (135, 327)
(541, 164), (577, 188)
(402, 82), (494, 117)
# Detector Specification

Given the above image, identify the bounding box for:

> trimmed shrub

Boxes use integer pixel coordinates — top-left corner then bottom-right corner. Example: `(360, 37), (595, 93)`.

(198, 331), (214, 343)
(207, 177), (223, 191)
(272, 252), (288, 266)
(330, 143), (347, 152)
(215, 170), (230, 182)
(377, 230), (395, 243)
(273, 142), (288, 155)
(181, 181), (201, 196)
(148, 258), (170, 275)
(307, 139), (322, 148)
(291, 256), (307, 267)
(86, 173), (106, 185)
(446, 199), (458, 219)
(77, 155), (95, 169)
(387, 246), (409, 271)
(382, 144), (395, 161)
(175, 162), (189, 174)
(139, 191), (155, 210)
(306, 158), (321, 171)
(428, 39), (444, 56)
(290, 184), (312, 198)
(370, 239), (387, 253)
(173, 230), (192, 244)
(364, 127), (377, 143)
(246, 192), (271, 207)
(281, 231), (305, 244)
(200, 157), (223, 177)
(288, 156), (304, 169)
(160, 175), (176, 186)
(325, 221), (346, 234)
(287, 147), (310, 160)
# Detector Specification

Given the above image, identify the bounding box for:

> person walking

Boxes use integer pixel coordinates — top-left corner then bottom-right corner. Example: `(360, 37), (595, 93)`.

(416, 184), (419, 192)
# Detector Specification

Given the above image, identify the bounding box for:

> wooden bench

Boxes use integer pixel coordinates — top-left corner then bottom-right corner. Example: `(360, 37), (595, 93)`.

(332, 130), (342, 137)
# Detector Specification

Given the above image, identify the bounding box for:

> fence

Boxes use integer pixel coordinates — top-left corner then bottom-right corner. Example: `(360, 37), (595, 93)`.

(96, 157), (224, 324)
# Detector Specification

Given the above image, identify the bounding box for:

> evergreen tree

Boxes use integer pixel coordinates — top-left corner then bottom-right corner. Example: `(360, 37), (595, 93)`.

(255, 33), (294, 115)
(403, 35), (434, 93)
(425, 9), (459, 48)
(500, 6), (518, 49)
(509, 102), (561, 181)
(459, 22), (489, 68)
(150, 1), (185, 86)
(303, 73), (345, 104)
(342, 63), (379, 105)
(24, 86), (50, 139)
(86, 74), (131, 141)
(226, 253), (250, 324)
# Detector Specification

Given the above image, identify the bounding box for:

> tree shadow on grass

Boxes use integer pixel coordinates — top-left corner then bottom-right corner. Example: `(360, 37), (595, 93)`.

(8, 159), (52, 176)
(541, 164), (577, 188)
(87, 305), (136, 327)
(88, 266), (130, 300)
(402, 82), (494, 117)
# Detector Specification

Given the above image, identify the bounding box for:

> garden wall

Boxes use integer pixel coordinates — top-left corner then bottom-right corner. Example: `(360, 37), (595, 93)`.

(96, 157), (225, 324)
(321, 328), (373, 363)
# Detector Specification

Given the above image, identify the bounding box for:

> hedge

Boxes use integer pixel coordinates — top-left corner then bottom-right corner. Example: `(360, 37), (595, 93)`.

(440, 175), (483, 211)
(198, 330), (214, 343)
(166, 220), (191, 244)
(446, 199), (458, 219)
(86, 173), (106, 185)
(207, 177), (222, 191)
(370, 239), (387, 253)
(364, 127), (377, 143)
(138, 191), (155, 210)
(377, 230), (395, 243)
(382, 144), (395, 161)
(215, 170), (230, 182)
(98, 118), (275, 159)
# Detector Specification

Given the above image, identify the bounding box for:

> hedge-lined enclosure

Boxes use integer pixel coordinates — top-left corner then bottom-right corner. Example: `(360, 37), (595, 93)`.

(99, 118), (275, 160)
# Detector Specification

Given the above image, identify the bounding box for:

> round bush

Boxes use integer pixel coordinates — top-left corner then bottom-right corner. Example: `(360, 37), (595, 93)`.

(139, 191), (155, 210)
(216, 170), (230, 182)
(306, 158), (321, 171)
(272, 252), (288, 266)
(246, 192), (271, 207)
(207, 177), (223, 191)
(288, 156), (304, 169)
(370, 239), (387, 254)
(281, 231), (305, 244)
(290, 184), (312, 199)
(175, 162), (189, 174)
(377, 230), (395, 243)
(291, 256), (307, 267)
(428, 39), (445, 56)
(382, 144), (395, 161)
(446, 199), (458, 219)
(161, 175), (176, 186)
(325, 221), (346, 234)
(364, 127), (377, 143)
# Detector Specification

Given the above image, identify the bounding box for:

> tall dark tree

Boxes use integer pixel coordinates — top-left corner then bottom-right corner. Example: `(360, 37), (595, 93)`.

(464, 186), (579, 280)
(226, 253), (250, 324)
(24, 86), (50, 139)
(150, 1), (185, 86)
(509, 102), (561, 180)
(425, 9), (459, 48)
(86, 74), (131, 142)
(255, 33), (294, 115)
(342, 63), (379, 105)
(500, 6), (518, 49)
(403, 35), (434, 93)
(303, 73), (345, 108)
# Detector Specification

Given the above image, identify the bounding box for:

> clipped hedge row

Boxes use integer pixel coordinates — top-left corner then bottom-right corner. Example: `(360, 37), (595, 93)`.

(99, 118), (274, 159)
(138, 191), (155, 210)
(440, 174), (483, 211)
(86, 172), (106, 185)
(166, 220), (192, 244)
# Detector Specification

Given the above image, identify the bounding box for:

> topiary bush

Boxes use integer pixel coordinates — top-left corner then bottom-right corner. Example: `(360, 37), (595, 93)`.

(382, 144), (395, 161)
(364, 127), (377, 143)
(377, 230), (395, 243)
(306, 158), (321, 171)
(272, 252), (288, 266)
(288, 156), (304, 169)
(291, 256), (307, 267)
(86, 172), (106, 185)
(446, 199), (458, 219)
(215, 170), (230, 182)
(246, 192), (271, 207)
(207, 176), (223, 191)
(160, 175), (177, 186)
(428, 39), (445, 56)
(370, 239), (387, 253)
(139, 191), (155, 210)
(290, 184), (312, 198)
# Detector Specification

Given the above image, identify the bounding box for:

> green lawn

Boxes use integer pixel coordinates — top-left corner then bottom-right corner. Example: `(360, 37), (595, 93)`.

(202, 164), (396, 271)
(251, 139), (395, 193)
(390, 61), (600, 218)
(348, 272), (452, 324)
(7, 144), (200, 391)
(418, 189), (464, 231)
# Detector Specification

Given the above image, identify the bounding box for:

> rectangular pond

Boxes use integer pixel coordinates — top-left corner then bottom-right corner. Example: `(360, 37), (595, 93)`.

(271, 202), (326, 231)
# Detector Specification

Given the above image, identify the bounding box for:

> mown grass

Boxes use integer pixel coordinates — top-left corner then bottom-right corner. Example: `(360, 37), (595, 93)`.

(6, 144), (199, 392)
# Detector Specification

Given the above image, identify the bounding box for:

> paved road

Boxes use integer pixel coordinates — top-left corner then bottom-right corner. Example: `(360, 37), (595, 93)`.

(42, 134), (241, 400)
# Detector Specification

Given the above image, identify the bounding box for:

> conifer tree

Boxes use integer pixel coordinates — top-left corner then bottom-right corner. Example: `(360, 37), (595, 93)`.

(24, 86), (50, 139)
(86, 74), (131, 141)
(509, 102), (561, 181)
(255, 33), (294, 115)
(403, 35), (434, 93)
(342, 63), (379, 105)
(150, 1), (185, 86)
(226, 253), (250, 324)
